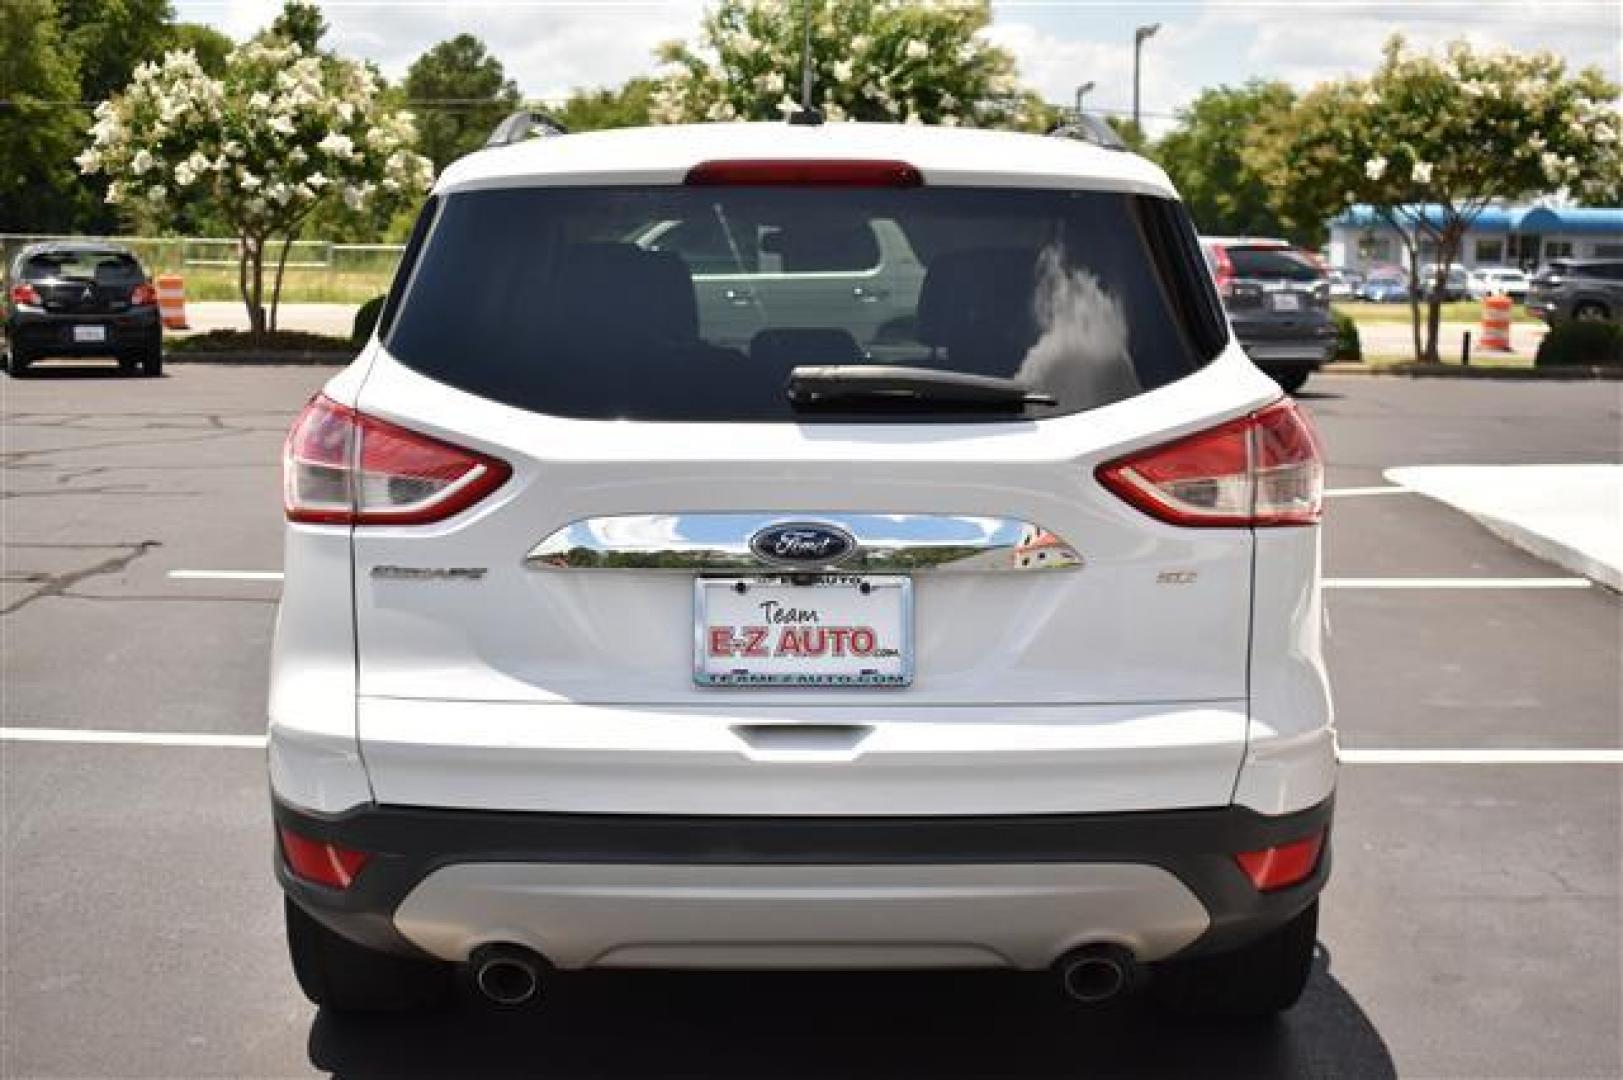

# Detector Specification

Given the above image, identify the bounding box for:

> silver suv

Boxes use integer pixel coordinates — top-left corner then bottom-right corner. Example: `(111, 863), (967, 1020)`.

(1528, 259), (1623, 324)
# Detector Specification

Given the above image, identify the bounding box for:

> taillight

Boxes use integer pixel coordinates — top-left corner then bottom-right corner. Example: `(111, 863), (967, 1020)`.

(685, 159), (923, 187)
(283, 395), (511, 525)
(1235, 831), (1324, 892)
(1210, 246), (1234, 296)
(9, 283), (41, 306)
(130, 282), (157, 305)
(1096, 399), (1324, 527)
(278, 825), (371, 889)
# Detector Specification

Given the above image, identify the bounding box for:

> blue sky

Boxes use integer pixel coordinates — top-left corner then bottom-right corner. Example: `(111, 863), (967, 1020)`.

(175, 1), (1622, 134)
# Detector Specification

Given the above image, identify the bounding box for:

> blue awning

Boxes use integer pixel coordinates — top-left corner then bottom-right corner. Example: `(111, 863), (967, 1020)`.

(1331, 204), (1622, 237)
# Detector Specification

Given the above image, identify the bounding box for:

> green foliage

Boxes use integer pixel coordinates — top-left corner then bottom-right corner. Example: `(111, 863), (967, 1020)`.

(1534, 321), (1622, 368)
(352, 295), (386, 344)
(1104, 116), (1146, 152)
(650, 0), (1041, 129)
(57, 0), (175, 103)
(0, 0), (95, 233)
(1152, 82), (1306, 243)
(167, 328), (354, 354)
(167, 23), (234, 75)
(555, 78), (657, 132)
(1332, 311), (1362, 362)
(269, 0), (327, 53)
(404, 34), (521, 172)
(1248, 36), (1621, 362)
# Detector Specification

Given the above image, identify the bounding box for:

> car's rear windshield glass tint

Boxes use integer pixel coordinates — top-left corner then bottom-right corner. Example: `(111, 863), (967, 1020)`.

(386, 186), (1224, 421)
(22, 252), (143, 283)
(1227, 247), (1322, 283)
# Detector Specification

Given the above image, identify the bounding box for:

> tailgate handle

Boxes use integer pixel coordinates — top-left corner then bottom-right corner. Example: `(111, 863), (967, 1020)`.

(732, 724), (871, 762)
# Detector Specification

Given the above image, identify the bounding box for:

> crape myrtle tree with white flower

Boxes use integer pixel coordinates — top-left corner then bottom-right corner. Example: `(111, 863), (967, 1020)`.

(1250, 36), (1619, 362)
(649, 0), (1048, 129)
(77, 15), (434, 339)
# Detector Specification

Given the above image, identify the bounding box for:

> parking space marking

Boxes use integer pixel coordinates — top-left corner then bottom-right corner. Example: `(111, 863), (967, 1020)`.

(168, 570), (285, 582)
(3, 727), (1619, 764)
(1323, 577), (1592, 590)
(1325, 485), (1412, 498)
(0, 727), (266, 749)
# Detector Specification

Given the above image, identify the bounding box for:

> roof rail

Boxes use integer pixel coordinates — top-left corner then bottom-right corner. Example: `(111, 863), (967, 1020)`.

(485, 110), (569, 149)
(1047, 115), (1128, 152)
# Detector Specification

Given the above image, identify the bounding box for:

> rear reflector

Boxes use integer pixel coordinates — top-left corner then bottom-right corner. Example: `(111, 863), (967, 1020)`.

(9, 283), (41, 306)
(278, 826), (371, 889)
(283, 395), (511, 525)
(1235, 832), (1324, 892)
(1096, 399), (1324, 527)
(685, 159), (923, 187)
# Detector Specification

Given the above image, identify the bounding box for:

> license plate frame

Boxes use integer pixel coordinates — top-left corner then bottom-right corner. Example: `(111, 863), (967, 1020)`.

(694, 574), (913, 688)
(72, 324), (108, 343)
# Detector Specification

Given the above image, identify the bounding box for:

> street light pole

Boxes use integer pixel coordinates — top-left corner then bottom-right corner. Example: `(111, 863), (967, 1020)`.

(1074, 80), (1095, 121)
(1132, 23), (1160, 133)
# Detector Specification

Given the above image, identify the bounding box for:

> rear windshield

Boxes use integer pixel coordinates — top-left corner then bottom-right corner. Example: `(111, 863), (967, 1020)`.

(1226, 247), (1322, 283)
(386, 186), (1225, 422)
(21, 251), (143, 284)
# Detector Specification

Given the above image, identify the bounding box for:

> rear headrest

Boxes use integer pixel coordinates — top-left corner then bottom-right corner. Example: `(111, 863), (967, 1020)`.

(547, 242), (698, 345)
(916, 249), (1040, 363)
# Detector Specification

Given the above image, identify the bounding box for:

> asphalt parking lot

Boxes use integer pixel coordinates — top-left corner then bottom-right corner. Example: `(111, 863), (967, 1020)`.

(2, 364), (1619, 1079)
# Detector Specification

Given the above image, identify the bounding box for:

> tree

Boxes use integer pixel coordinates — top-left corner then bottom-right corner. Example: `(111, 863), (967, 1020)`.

(555, 78), (656, 132)
(0, 0), (94, 234)
(1153, 82), (1308, 243)
(404, 34), (521, 172)
(1250, 37), (1620, 362)
(167, 23), (234, 75)
(56, 0), (176, 103)
(270, 0), (327, 53)
(79, 38), (433, 338)
(649, 0), (1042, 128)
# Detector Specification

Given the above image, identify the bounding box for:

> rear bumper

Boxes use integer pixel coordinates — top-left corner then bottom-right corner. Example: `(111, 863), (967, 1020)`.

(6, 307), (160, 355)
(275, 795), (1332, 971)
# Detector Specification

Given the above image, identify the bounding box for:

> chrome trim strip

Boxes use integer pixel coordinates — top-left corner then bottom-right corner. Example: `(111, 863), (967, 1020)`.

(525, 514), (1082, 573)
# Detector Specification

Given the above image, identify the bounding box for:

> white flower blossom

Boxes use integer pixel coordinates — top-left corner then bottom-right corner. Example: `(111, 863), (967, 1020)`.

(268, 115), (296, 136)
(1411, 160), (1433, 185)
(905, 39), (930, 61)
(131, 149), (154, 175)
(317, 132), (355, 158)
(832, 59), (854, 82)
(1364, 155), (1387, 181)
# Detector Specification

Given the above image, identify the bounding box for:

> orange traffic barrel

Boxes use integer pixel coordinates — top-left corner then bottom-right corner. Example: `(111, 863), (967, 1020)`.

(155, 273), (188, 330)
(1479, 293), (1512, 351)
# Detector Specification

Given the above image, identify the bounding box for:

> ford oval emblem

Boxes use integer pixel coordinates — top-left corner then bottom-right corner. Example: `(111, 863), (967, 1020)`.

(749, 522), (857, 568)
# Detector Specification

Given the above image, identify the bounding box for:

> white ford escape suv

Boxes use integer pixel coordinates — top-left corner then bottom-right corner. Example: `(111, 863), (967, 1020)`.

(270, 118), (1335, 1017)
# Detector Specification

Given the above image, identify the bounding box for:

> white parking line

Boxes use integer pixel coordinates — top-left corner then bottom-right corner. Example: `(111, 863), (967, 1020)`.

(1323, 577), (1591, 590)
(0, 727), (266, 749)
(168, 570), (284, 582)
(1325, 485), (1412, 498)
(3, 727), (1620, 764)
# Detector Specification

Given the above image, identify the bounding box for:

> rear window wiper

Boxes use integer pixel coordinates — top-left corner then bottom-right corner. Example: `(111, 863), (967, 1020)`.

(786, 365), (1056, 410)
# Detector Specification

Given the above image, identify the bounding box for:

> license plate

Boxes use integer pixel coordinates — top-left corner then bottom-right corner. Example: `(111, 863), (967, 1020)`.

(72, 325), (107, 343)
(1270, 293), (1303, 312)
(695, 575), (912, 687)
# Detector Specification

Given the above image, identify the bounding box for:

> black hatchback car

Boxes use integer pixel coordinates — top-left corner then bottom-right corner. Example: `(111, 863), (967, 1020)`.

(4, 242), (163, 376)
(1199, 237), (1334, 393)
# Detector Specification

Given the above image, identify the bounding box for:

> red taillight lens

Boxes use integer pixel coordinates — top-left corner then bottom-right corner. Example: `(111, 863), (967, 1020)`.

(130, 283), (157, 305)
(685, 159), (923, 187)
(9, 283), (41, 306)
(278, 825), (371, 889)
(1096, 400), (1324, 527)
(1210, 246), (1234, 297)
(1235, 831), (1324, 892)
(283, 395), (511, 525)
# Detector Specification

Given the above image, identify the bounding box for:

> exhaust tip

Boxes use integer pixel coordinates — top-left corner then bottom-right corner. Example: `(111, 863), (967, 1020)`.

(469, 944), (545, 1007)
(1057, 944), (1139, 1005)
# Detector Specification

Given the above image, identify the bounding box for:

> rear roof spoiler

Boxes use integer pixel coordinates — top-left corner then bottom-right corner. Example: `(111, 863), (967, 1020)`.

(485, 110), (569, 149)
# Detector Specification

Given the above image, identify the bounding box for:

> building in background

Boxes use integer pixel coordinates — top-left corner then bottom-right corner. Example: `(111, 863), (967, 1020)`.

(1326, 204), (1623, 272)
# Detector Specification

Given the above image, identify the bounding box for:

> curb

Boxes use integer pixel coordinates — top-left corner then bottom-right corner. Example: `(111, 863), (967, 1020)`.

(1467, 511), (1623, 594)
(165, 351), (354, 366)
(1324, 363), (1621, 380)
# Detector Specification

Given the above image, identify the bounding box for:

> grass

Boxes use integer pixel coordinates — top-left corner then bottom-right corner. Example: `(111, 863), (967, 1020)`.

(1334, 300), (1538, 325)
(175, 266), (391, 305)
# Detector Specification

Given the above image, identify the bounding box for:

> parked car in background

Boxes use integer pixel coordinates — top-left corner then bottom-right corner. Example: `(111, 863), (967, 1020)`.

(1359, 269), (1411, 304)
(3, 242), (163, 377)
(1468, 267), (1531, 302)
(1327, 268), (1365, 299)
(1526, 259), (1623, 324)
(1199, 237), (1335, 393)
(1419, 263), (1470, 302)
(272, 120), (1335, 1020)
